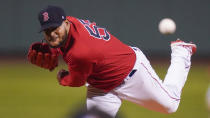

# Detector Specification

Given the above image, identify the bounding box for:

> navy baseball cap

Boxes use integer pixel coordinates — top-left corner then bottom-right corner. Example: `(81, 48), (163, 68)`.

(38, 5), (66, 32)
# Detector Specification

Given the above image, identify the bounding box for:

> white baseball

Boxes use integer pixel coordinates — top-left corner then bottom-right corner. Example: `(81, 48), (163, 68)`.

(158, 18), (176, 34)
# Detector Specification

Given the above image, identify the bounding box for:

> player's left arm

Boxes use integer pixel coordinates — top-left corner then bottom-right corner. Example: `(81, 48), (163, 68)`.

(57, 59), (93, 87)
(27, 42), (59, 71)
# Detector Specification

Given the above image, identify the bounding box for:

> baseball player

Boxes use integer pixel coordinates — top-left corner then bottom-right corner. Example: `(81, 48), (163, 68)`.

(28, 5), (197, 117)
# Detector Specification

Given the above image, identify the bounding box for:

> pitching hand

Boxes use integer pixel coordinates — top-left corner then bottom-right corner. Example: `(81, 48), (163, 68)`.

(57, 69), (69, 82)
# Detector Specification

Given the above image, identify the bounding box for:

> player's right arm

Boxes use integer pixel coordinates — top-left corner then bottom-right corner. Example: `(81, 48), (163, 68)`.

(57, 57), (93, 87)
(27, 42), (59, 71)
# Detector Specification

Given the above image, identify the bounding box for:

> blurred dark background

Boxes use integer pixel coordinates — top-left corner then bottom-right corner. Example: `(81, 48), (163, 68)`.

(0, 0), (209, 59)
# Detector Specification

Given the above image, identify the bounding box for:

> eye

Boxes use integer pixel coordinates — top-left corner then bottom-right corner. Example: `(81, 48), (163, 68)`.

(44, 27), (58, 35)
(50, 27), (58, 31)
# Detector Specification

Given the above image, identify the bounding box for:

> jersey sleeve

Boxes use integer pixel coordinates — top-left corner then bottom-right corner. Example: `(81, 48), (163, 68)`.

(59, 57), (93, 87)
(51, 48), (59, 56)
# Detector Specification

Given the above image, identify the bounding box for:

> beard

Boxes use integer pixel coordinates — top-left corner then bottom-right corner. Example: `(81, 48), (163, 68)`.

(49, 30), (68, 49)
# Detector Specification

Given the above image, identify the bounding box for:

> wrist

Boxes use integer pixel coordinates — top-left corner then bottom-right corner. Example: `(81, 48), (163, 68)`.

(57, 69), (69, 83)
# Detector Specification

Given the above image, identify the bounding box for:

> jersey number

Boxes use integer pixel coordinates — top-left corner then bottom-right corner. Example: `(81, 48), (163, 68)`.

(78, 19), (110, 41)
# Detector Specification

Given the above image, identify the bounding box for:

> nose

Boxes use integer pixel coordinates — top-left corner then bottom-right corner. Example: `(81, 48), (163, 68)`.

(50, 31), (57, 37)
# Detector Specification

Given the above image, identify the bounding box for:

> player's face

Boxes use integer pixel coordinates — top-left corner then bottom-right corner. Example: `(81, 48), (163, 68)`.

(43, 21), (70, 48)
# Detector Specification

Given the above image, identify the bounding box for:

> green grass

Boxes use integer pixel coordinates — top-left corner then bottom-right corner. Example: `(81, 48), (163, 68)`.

(0, 60), (209, 118)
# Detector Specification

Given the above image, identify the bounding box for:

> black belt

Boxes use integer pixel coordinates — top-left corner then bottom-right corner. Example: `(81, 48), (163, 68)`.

(129, 69), (137, 77)
(117, 69), (137, 88)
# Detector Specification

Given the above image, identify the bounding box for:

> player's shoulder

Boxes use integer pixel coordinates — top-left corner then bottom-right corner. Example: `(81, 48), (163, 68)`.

(67, 16), (94, 25)
(66, 16), (88, 27)
(66, 16), (78, 22)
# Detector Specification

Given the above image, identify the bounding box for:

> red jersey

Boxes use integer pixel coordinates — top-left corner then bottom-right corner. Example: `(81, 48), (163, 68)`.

(58, 16), (136, 92)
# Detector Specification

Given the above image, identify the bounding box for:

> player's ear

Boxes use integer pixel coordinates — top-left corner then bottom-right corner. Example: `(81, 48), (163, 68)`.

(64, 20), (70, 28)
(64, 20), (70, 25)
(64, 20), (71, 32)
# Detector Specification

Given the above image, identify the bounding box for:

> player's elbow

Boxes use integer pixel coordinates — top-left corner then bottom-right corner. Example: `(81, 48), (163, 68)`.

(59, 78), (85, 87)
(68, 80), (86, 87)
(68, 82), (85, 87)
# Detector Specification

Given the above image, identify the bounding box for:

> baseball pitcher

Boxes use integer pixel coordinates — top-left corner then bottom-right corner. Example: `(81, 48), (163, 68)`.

(27, 5), (197, 117)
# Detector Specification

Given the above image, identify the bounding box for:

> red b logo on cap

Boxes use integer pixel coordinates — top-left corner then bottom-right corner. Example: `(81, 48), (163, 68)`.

(42, 12), (49, 22)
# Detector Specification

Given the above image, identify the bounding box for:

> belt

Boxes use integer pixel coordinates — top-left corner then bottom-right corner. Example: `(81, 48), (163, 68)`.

(124, 69), (137, 82)
(117, 69), (137, 88)
(129, 69), (137, 77)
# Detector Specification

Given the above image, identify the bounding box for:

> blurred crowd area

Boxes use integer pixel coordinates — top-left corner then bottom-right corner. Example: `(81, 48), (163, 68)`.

(0, 0), (209, 58)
